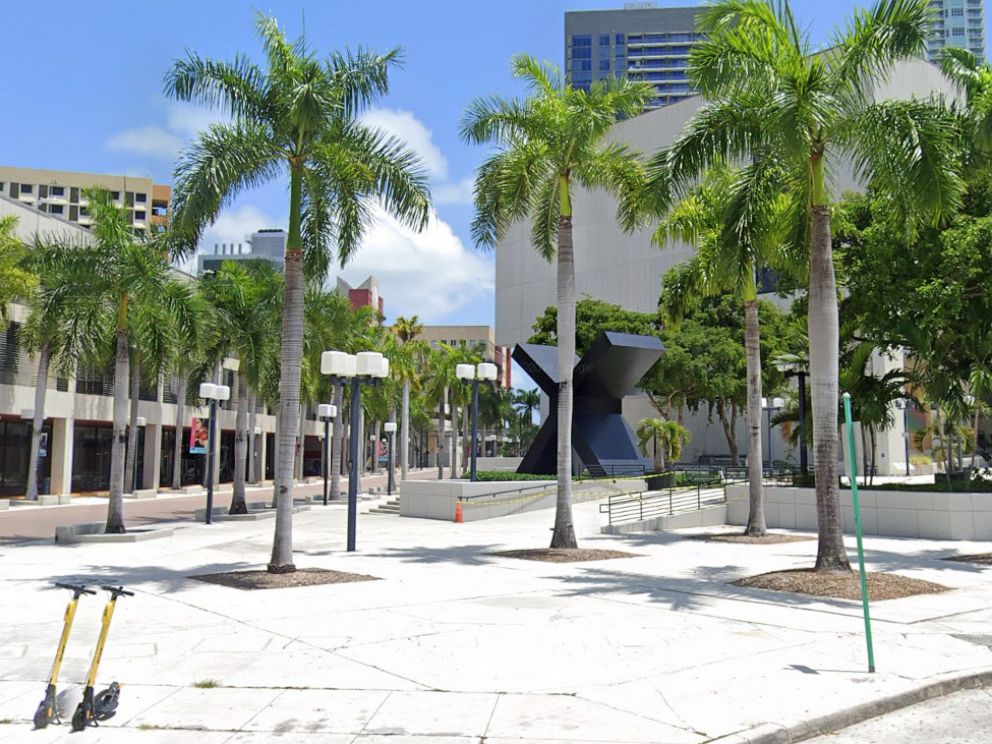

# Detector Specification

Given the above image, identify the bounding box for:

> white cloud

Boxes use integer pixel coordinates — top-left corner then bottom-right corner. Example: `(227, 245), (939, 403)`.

(106, 125), (183, 160)
(434, 176), (475, 206)
(106, 101), (225, 160)
(338, 206), (493, 322)
(360, 108), (448, 180)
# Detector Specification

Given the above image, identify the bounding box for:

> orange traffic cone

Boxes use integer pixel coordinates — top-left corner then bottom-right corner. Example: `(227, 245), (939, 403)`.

(454, 500), (463, 523)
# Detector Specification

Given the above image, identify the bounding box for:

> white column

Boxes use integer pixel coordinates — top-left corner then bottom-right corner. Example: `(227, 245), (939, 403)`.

(143, 424), (162, 491)
(48, 417), (74, 496)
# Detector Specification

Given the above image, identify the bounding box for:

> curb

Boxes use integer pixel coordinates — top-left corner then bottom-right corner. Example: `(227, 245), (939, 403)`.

(709, 668), (992, 743)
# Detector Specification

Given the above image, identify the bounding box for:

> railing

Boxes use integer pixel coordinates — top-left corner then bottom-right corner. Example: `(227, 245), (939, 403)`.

(599, 483), (727, 526)
(579, 463), (648, 478)
(459, 482), (557, 504)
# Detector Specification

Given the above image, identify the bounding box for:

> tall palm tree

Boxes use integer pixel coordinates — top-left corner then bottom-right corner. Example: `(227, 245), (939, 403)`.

(462, 55), (652, 548)
(54, 190), (196, 532)
(200, 262), (282, 513)
(651, 0), (964, 570)
(425, 344), (459, 479)
(652, 162), (794, 536)
(636, 418), (691, 472)
(165, 13), (431, 572)
(392, 315), (423, 480)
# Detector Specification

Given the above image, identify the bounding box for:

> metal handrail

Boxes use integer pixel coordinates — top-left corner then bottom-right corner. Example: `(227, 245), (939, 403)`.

(459, 482), (556, 503)
(599, 482), (727, 526)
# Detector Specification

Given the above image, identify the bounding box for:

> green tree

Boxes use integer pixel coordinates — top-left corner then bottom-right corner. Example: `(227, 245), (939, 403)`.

(0, 216), (34, 328)
(653, 0), (964, 570)
(392, 315), (424, 480)
(462, 54), (652, 548)
(165, 13), (431, 572)
(636, 418), (691, 471)
(200, 262), (282, 513)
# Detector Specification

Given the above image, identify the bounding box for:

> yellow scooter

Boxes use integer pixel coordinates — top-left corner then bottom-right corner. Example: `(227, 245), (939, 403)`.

(70, 585), (133, 732)
(34, 582), (96, 729)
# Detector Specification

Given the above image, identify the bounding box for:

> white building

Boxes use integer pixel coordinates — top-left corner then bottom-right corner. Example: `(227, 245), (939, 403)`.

(495, 57), (956, 473)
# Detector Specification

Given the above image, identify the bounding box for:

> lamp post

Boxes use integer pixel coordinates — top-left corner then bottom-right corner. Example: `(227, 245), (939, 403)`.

(369, 434), (378, 474)
(455, 362), (499, 481)
(132, 416), (146, 493)
(252, 425), (262, 483)
(199, 382), (230, 524)
(320, 350), (389, 551)
(895, 399), (911, 477)
(384, 421), (397, 495)
(317, 403), (337, 506)
(761, 397), (784, 469)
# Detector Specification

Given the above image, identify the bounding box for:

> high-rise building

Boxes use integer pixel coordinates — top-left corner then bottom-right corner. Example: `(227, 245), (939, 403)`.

(565, 4), (705, 111)
(927, 0), (985, 60)
(0, 166), (170, 236)
(197, 228), (287, 274)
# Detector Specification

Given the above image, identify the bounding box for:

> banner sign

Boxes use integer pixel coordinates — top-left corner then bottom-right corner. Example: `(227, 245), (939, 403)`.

(189, 416), (208, 454)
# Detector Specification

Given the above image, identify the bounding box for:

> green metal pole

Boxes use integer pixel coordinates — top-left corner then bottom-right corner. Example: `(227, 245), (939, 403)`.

(843, 392), (876, 673)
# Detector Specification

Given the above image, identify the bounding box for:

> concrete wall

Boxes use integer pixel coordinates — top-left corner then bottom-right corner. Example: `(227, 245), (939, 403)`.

(726, 484), (992, 540)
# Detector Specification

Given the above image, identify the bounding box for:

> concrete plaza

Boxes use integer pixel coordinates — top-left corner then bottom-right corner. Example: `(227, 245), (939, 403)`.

(2, 493), (992, 743)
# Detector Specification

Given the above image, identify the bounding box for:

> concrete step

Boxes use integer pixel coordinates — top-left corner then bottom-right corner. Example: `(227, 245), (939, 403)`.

(368, 507), (400, 515)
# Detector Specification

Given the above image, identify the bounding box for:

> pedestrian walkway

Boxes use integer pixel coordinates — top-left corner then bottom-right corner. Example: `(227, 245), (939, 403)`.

(1, 495), (991, 742)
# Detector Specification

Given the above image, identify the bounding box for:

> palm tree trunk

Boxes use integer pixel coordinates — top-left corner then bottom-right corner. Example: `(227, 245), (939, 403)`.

(330, 382), (344, 499)
(551, 203), (577, 549)
(247, 388), (257, 484)
(123, 356), (141, 493)
(808, 200), (850, 572)
(269, 165), (304, 573)
(25, 342), (50, 500)
(744, 298), (766, 536)
(437, 393), (445, 479)
(401, 379), (411, 480)
(230, 370), (249, 514)
(106, 326), (129, 533)
(172, 368), (186, 490)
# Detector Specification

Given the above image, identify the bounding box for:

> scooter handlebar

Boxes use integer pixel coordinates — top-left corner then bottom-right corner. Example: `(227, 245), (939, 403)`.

(54, 582), (96, 595)
(100, 585), (134, 598)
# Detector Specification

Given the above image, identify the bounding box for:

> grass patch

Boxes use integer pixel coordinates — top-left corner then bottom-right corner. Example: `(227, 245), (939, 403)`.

(192, 679), (221, 689)
(689, 532), (814, 545)
(0, 718), (13, 724)
(491, 548), (640, 563)
(945, 553), (992, 566)
(139, 723), (166, 730)
(191, 567), (380, 591)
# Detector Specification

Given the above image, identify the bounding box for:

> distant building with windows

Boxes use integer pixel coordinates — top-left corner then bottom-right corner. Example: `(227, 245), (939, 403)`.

(927, 0), (985, 60)
(419, 325), (512, 389)
(197, 228), (287, 274)
(337, 276), (384, 316)
(565, 4), (705, 111)
(0, 166), (170, 236)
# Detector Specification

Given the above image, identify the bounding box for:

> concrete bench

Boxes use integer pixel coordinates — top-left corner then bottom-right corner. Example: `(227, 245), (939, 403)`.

(0, 499), (8, 511)
(11, 494), (72, 507)
(55, 522), (174, 544)
(124, 489), (157, 500)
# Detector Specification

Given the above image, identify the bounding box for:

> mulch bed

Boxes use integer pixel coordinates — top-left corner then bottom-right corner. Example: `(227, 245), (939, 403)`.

(945, 553), (992, 566)
(490, 548), (639, 563)
(689, 533), (814, 545)
(190, 567), (380, 590)
(733, 569), (947, 601)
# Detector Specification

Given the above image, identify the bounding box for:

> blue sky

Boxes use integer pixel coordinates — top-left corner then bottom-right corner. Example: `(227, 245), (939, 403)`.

(3, 0), (987, 328)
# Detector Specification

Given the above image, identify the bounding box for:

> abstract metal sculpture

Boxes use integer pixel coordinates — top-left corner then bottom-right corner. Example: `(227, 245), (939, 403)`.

(513, 331), (664, 476)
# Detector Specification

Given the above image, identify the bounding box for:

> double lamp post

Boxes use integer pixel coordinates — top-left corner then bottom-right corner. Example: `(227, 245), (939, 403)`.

(455, 362), (498, 482)
(198, 382), (230, 525)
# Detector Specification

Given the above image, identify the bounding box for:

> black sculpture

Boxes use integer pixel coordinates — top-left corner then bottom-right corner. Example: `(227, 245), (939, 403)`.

(513, 331), (664, 476)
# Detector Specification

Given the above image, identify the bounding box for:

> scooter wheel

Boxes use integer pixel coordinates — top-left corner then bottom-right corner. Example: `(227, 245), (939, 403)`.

(70, 705), (87, 732)
(33, 700), (50, 729)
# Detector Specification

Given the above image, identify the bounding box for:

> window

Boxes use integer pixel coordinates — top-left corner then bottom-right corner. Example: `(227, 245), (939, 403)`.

(599, 34), (610, 46)
(49, 204), (64, 215)
(0, 182), (5, 192)
(110, 191), (120, 200)
(135, 192), (147, 203)
(953, 27), (965, 36)
(572, 46), (591, 59)
(50, 186), (64, 196)
(0, 322), (20, 378)
(599, 59), (611, 71)
(80, 206), (89, 216)
(951, 8), (964, 16)
(135, 210), (146, 221)
(615, 33), (625, 45)
(571, 34), (591, 46)
(21, 184), (33, 194)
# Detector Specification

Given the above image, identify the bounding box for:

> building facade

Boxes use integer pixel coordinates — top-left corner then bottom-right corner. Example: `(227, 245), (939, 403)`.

(419, 325), (512, 389)
(496, 56), (957, 473)
(337, 276), (384, 315)
(565, 4), (705, 110)
(197, 228), (287, 274)
(0, 166), (170, 236)
(927, 0), (985, 60)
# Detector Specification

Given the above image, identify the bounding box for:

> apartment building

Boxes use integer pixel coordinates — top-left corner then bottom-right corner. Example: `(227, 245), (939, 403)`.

(927, 0), (985, 60)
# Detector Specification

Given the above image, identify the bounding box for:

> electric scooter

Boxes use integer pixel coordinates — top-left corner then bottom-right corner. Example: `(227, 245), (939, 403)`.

(33, 583), (95, 729)
(70, 585), (133, 732)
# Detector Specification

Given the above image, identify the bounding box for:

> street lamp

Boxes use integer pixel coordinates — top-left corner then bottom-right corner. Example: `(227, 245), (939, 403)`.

(320, 349), (389, 551)
(253, 426), (262, 484)
(199, 382), (230, 524)
(369, 434), (378, 474)
(132, 416), (146, 493)
(455, 362), (499, 481)
(384, 421), (397, 495)
(317, 403), (338, 506)
(761, 397), (784, 469)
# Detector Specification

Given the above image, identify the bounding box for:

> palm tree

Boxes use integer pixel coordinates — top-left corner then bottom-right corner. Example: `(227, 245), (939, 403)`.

(392, 315), (423, 480)
(425, 345), (459, 479)
(652, 162), (793, 536)
(653, 0), (964, 570)
(0, 216), (35, 329)
(636, 418), (691, 472)
(462, 55), (652, 548)
(937, 48), (992, 154)
(200, 262), (282, 513)
(53, 190), (196, 532)
(165, 13), (431, 572)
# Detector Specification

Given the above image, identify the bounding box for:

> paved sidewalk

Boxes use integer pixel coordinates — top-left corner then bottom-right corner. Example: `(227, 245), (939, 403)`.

(1, 496), (991, 743)
(0, 468), (437, 544)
